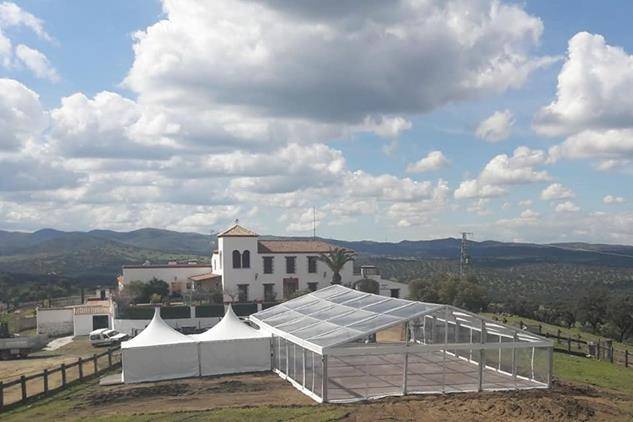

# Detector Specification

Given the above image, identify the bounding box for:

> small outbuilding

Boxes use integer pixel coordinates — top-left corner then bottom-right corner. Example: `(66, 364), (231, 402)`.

(191, 305), (271, 376)
(121, 308), (199, 383)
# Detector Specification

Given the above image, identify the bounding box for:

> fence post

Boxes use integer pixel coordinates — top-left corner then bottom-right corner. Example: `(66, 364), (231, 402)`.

(538, 324), (542, 335)
(20, 375), (27, 402)
(43, 368), (49, 395)
(597, 342), (601, 360)
(93, 354), (98, 374)
(567, 336), (571, 353)
(78, 357), (84, 380)
(61, 363), (66, 386)
(557, 329), (561, 344)
(0, 380), (4, 410)
(625, 350), (629, 368)
(108, 349), (112, 367)
(577, 334), (581, 350)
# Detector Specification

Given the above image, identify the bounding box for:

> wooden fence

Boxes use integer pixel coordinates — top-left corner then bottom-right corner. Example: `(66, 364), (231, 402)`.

(521, 323), (630, 368)
(0, 346), (121, 411)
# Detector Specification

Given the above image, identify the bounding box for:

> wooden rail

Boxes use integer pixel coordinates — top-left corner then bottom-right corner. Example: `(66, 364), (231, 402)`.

(0, 345), (121, 412)
(520, 324), (630, 368)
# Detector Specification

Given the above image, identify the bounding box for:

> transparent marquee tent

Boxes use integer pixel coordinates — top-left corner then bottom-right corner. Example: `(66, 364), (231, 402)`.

(250, 285), (553, 403)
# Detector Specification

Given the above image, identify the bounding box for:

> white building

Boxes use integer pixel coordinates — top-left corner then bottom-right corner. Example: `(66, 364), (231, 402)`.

(119, 224), (408, 302)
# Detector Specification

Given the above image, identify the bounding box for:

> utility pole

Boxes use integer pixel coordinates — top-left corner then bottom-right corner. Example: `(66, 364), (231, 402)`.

(460, 232), (473, 279)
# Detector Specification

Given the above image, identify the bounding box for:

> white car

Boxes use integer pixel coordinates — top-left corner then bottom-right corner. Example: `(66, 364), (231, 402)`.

(89, 329), (128, 347)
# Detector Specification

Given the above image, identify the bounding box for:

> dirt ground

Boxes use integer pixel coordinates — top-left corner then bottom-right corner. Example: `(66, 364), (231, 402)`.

(0, 337), (98, 382)
(7, 371), (630, 422)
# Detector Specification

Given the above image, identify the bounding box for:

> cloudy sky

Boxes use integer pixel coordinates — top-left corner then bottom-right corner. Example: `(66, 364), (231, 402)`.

(1, 0), (632, 243)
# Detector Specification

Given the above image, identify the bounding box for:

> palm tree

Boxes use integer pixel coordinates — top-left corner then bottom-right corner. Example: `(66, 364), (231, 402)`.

(318, 248), (356, 285)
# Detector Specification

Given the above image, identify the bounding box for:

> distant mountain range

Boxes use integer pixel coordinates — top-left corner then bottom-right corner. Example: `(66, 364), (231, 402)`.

(1, 228), (633, 285)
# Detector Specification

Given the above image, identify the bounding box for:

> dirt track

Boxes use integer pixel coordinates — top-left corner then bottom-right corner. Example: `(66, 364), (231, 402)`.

(50, 372), (630, 421)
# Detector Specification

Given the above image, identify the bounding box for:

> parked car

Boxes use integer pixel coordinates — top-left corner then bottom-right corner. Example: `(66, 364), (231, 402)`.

(89, 328), (128, 347)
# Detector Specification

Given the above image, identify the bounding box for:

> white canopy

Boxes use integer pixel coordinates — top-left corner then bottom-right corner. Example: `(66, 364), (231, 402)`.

(121, 307), (199, 383)
(122, 307), (195, 349)
(191, 305), (269, 341)
(250, 285), (440, 353)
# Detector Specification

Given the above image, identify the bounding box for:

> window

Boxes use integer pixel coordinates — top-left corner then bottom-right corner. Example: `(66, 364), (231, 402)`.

(390, 288), (400, 298)
(283, 278), (298, 299)
(242, 250), (250, 268)
(232, 250), (241, 268)
(186, 282), (192, 290)
(238, 284), (249, 302)
(307, 256), (317, 273)
(308, 282), (318, 292)
(263, 256), (274, 274)
(263, 283), (275, 302)
(285, 256), (296, 274)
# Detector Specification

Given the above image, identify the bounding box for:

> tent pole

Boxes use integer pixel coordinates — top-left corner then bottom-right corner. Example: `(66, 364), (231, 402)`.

(302, 348), (306, 388)
(286, 340), (289, 376)
(442, 307), (448, 393)
(512, 331), (518, 388)
(547, 346), (553, 387)
(321, 354), (328, 402)
(311, 352), (315, 393)
(478, 319), (486, 392)
(402, 350), (408, 395)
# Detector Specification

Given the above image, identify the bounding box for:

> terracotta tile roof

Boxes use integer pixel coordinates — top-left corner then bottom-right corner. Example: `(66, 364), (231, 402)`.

(257, 240), (343, 254)
(188, 272), (222, 282)
(217, 224), (259, 237)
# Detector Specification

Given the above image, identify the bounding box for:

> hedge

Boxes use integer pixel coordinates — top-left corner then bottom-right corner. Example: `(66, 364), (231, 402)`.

(116, 305), (190, 320)
(195, 304), (225, 318)
(232, 303), (258, 316)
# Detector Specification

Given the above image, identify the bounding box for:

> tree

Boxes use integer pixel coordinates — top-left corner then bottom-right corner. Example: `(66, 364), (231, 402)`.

(607, 296), (633, 342)
(577, 289), (608, 332)
(408, 278), (439, 303)
(142, 278), (169, 303)
(353, 278), (380, 294)
(558, 304), (577, 329)
(318, 248), (356, 285)
(120, 280), (147, 304)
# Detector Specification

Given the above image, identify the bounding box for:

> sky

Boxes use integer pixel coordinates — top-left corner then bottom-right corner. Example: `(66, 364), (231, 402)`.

(1, 0), (632, 244)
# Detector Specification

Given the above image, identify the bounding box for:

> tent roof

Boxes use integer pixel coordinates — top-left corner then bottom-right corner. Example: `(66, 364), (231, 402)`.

(191, 305), (269, 341)
(122, 307), (195, 349)
(250, 285), (440, 353)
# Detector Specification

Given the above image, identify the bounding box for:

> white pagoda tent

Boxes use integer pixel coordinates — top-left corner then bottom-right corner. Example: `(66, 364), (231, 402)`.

(192, 305), (271, 376)
(121, 307), (200, 383)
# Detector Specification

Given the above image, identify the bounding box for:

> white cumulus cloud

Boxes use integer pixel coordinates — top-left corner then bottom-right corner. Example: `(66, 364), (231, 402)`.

(540, 183), (574, 201)
(603, 195), (624, 204)
(475, 110), (515, 142)
(406, 150), (449, 173)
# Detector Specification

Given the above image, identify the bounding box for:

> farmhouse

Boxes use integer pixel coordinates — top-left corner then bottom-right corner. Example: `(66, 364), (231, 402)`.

(118, 223), (408, 302)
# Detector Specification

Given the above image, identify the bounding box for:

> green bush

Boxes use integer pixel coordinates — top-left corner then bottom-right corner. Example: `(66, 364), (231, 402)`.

(195, 304), (225, 318)
(233, 303), (258, 316)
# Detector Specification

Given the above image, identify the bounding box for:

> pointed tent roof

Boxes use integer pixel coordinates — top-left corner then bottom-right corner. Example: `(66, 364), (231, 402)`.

(191, 305), (269, 341)
(217, 224), (259, 238)
(121, 307), (195, 349)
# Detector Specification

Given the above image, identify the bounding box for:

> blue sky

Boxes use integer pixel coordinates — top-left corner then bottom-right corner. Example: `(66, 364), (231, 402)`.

(1, 0), (632, 243)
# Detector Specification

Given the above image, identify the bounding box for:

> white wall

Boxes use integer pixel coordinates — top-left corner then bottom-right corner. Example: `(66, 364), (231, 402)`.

(122, 266), (212, 293)
(37, 308), (74, 336)
(114, 316), (222, 336)
(73, 313), (112, 336)
(219, 236), (356, 302)
(376, 278), (410, 299)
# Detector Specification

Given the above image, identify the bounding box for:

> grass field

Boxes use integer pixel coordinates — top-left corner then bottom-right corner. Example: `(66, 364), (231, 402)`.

(484, 313), (632, 350)
(3, 350), (632, 422)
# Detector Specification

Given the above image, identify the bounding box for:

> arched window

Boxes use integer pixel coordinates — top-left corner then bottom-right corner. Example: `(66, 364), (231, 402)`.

(232, 250), (241, 268)
(242, 250), (250, 268)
